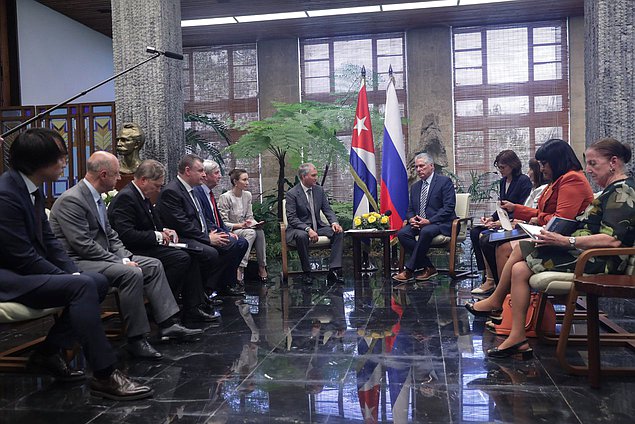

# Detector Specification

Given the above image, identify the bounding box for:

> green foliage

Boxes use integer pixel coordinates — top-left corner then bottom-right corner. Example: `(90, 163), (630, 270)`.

(447, 170), (499, 202)
(183, 112), (231, 172)
(329, 201), (353, 231)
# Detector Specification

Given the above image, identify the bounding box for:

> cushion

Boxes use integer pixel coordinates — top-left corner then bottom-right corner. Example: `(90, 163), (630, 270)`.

(529, 271), (575, 295)
(0, 302), (62, 324)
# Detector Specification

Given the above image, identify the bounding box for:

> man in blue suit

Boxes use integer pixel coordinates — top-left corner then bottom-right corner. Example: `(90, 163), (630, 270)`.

(0, 129), (151, 400)
(394, 152), (457, 282)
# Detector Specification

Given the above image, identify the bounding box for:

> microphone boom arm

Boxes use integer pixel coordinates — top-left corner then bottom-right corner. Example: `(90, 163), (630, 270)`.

(1, 51), (162, 139)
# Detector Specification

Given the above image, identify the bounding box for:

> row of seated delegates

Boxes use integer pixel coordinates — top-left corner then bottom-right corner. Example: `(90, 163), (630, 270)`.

(49, 151), (203, 361)
(285, 162), (344, 284)
(470, 150), (533, 295)
(218, 168), (269, 283)
(465, 138), (595, 317)
(393, 152), (458, 283)
(107, 159), (221, 325)
(155, 155), (248, 297)
(483, 138), (634, 359)
(0, 129), (152, 400)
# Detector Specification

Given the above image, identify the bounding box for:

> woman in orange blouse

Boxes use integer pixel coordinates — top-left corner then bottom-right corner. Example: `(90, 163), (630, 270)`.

(466, 139), (594, 317)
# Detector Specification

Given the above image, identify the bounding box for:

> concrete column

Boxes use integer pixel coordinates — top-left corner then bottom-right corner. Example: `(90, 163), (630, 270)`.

(568, 16), (586, 158)
(256, 38), (300, 194)
(585, 0), (635, 176)
(405, 27), (454, 172)
(111, 0), (184, 178)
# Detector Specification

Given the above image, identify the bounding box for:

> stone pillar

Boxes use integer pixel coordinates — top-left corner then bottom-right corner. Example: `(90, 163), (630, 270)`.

(111, 0), (184, 179)
(585, 0), (635, 176)
(405, 27), (454, 172)
(256, 38), (301, 194)
(568, 16), (586, 158)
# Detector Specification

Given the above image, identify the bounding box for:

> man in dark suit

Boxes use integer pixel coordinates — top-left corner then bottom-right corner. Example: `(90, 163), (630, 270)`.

(107, 159), (219, 323)
(394, 152), (457, 282)
(0, 129), (151, 400)
(50, 151), (201, 361)
(157, 155), (247, 296)
(193, 159), (248, 292)
(285, 163), (343, 283)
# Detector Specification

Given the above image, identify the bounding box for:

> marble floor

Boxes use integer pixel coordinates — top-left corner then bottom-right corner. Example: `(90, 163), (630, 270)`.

(1, 256), (635, 423)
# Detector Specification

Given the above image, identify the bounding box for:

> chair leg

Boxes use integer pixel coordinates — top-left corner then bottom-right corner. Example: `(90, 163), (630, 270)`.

(556, 288), (591, 375)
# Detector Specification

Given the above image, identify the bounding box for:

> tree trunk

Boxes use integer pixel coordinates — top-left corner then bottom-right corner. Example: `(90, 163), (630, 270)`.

(277, 152), (286, 222)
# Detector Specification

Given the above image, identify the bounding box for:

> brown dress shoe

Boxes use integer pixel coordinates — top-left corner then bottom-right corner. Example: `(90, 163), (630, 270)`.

(90, 369), (153, 401)
(415, 267), (438, 281)
(392, 270), (414, 281)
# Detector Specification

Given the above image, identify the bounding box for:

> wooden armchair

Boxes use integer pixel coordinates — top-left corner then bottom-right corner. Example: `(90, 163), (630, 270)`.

(398, 193), (473, 279)
(528, 247), (635, 379)
(279, 199), (332, 279)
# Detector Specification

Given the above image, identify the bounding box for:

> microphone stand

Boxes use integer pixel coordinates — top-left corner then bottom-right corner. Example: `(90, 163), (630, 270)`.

(1, 51), (161, 139)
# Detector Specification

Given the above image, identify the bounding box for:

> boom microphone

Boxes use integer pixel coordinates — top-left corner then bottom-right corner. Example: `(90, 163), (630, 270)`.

(146, 46), (184, 60)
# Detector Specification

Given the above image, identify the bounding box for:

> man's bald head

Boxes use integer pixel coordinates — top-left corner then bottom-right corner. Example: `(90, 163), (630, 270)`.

(85, 151), (121, 193)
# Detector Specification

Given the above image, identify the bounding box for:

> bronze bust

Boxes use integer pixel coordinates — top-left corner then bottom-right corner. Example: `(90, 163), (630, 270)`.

(116, 122), (145, 174)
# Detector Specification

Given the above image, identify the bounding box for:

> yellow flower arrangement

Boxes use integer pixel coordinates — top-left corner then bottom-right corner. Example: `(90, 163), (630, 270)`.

(353, 211), (390, 230)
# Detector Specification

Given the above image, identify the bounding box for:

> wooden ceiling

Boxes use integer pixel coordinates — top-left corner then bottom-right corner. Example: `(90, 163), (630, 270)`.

(35, 0), (584, 47)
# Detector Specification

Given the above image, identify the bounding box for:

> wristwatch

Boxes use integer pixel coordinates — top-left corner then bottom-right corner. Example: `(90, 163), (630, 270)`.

(568, 236), (576, 248)
(305, 226), (311, 233)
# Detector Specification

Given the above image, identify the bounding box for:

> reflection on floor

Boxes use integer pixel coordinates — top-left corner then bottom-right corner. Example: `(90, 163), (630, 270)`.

(1, 257), (635, 423)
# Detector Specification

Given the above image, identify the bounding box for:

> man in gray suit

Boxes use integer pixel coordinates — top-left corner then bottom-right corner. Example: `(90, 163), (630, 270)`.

(50, 151), (202, 360)
(285, 163), (343, 283)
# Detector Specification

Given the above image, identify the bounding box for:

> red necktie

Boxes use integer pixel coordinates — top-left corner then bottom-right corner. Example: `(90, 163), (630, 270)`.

(209, 192), (221, 226)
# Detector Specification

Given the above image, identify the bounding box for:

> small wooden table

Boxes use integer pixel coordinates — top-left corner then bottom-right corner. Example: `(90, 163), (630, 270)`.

(574, 274), (635, 388)
(347, 229), (397, 282)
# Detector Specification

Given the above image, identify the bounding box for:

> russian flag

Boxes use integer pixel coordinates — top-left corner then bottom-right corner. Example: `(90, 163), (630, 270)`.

(349, 81), (378, 217)
(380, 77), (408, 233)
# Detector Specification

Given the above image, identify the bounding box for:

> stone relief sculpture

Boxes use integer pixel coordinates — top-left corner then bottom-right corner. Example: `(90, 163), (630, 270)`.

(408, 114), (450, 181)
(116, 122), (145, 174)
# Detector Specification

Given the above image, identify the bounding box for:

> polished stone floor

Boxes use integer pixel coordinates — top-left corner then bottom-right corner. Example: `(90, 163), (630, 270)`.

(1, 255), (635, 423)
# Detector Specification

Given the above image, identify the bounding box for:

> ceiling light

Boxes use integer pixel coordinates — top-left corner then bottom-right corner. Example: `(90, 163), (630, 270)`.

(181, 17), (236, 27)
(235, 11), (307, 23)
(307, 6), (381, 17)
(382, 1), (456, 11)
(459, 0), (518, 5)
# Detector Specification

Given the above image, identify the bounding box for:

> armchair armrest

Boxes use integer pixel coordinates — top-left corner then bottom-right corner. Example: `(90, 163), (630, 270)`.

(573, 247), (635, 278)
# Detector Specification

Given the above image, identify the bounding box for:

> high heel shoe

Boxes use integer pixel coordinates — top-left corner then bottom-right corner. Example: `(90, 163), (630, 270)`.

(464, 302), (502, 318)
(487, 339), (533, 360)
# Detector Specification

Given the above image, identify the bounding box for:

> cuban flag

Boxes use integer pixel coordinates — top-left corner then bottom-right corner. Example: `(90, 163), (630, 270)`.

(349, 81), (378, 217)
(357, 337), (382, 424)
(380, 77), (408, 233)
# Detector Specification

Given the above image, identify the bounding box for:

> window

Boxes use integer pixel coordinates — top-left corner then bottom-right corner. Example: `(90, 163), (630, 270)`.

(453, 21), (569, 194)
(301, 34), (407, 202)
(183, 44), (260, 196)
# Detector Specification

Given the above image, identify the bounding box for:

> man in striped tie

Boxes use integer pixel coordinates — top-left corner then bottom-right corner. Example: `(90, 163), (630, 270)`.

(393, 153), (456, 282)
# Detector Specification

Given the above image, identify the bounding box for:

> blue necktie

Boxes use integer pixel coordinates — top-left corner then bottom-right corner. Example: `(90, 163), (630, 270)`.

(97, 198), (107, 229)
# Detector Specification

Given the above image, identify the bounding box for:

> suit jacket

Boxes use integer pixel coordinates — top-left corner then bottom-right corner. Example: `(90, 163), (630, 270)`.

(285, 183), (338, 231)
(0, 170), (79, 301)
(49, 179), (132, 263)
(492, 174), (533, 220)
(107, 182), (164, 250)
(406, 173), (457, 235)
(513, 170), (594, 225)
(192, 185), (230, 232)
(157, 179), (211, 245)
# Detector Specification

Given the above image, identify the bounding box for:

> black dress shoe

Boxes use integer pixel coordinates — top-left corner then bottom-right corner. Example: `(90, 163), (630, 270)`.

(90, 369), (153, 401)
(183, 307), (221, 323)
(327, 269), (344, 283)
(28, 351), (85, 382)
(126, 338), (163, 360)
(227, 284), (245, 296)
(158, 323), (204, 340)
(464, 302), (502, 318)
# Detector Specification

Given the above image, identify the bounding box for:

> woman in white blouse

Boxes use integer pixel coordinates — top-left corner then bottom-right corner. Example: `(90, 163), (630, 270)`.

(524, 158), (548, 208)
(218, 169), (267, 283)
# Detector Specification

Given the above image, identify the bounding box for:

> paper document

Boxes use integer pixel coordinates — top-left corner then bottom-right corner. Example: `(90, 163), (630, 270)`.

(496, 205), (513, 230)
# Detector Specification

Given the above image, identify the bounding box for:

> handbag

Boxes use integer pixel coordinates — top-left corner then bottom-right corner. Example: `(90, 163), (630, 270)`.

(489, 292), (556, 338)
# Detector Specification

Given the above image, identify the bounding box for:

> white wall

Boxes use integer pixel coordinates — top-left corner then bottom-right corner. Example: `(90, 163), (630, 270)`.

(16, 0), (114, 104)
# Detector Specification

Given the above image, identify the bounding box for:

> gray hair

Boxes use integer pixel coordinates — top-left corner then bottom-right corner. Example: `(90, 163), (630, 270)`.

(298, 163), (315, 178)
(414, 152), (433, 165)
(134, 159), (165, 180)
(203, 159), (220, 174)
